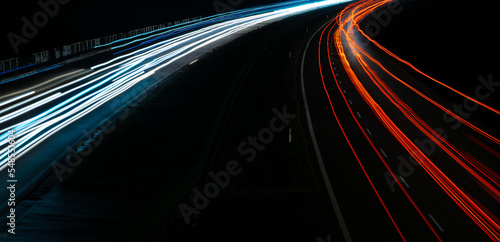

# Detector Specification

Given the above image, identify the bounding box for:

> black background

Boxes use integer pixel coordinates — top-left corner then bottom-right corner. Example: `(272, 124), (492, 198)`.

(0, 0), (497, 92)
(0, 0), (287, 58)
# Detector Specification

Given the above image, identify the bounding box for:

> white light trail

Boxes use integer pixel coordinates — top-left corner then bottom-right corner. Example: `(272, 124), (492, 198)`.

(0, 0), (353, 170)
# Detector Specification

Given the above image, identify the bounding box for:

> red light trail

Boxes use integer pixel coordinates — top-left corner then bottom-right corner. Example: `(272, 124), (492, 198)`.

(317, 0), (500, 240)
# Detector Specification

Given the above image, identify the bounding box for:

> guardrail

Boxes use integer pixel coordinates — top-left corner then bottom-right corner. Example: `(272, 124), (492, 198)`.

(0, 16), (202, 76)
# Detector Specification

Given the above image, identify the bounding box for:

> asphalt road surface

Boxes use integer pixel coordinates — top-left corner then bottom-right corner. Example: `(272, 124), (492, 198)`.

(302, 0), (500, 241)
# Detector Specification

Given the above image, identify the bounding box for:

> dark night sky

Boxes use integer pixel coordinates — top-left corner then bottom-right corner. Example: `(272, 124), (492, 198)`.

(0, 0), (287, 58)
(0, 0), (497, 63)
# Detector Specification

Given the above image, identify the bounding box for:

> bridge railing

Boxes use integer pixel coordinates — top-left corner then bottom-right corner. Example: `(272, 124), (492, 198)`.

(0, 17), (202, 76)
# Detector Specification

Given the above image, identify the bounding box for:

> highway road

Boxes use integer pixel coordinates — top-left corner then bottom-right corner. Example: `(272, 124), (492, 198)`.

(0, 0), (355, 240)
(302, 0), (500, 241)
(1, 0), (498, 240)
